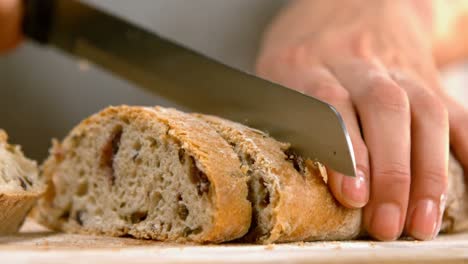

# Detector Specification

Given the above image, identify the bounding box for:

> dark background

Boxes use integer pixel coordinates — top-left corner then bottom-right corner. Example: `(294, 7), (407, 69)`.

(0, 0), (286, 161)
(0, 0), (466, 162)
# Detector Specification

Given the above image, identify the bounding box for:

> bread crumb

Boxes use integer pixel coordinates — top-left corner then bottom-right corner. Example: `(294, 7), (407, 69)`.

(264, 244), (274, 251)
(296, 241), (305, 247)
(41, 240), (49, 248)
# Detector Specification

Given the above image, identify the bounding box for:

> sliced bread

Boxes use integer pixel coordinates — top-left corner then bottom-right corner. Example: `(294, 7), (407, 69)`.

(0, 130), (42, 234)
(198, 115), (468, 242)
(34, 105), (467, 243)
(440, 155), (468, 233)
(198, 114), (361, 243)
(34, 106), (251, 243)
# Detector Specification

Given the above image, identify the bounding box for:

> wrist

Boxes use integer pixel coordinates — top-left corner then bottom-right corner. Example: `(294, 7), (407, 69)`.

(413, 0), (468, 66)
(407, 0), (436, 33)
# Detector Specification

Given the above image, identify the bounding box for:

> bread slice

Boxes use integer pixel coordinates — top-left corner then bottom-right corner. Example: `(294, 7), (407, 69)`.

(34, 106), (251, 243)
(198, 114), (361, 243)
(0, 130), (42, 235)
(440, 155), (468, 233)
(198, 115), (468, 242)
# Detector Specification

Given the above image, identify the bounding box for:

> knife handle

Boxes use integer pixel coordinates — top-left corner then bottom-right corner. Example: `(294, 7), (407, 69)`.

(22, 0), (55, 44)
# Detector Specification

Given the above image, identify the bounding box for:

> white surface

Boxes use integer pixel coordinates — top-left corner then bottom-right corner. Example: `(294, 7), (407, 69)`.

(0, 221), (467, 264)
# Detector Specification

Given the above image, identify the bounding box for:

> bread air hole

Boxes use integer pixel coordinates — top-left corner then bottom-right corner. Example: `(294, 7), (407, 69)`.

(177, 204), (189, 220)
(151, 191), (162, 205)
(74, 210), (85, 226)
(18, 177), (28, 190)
(100, 125), (123, 185)
(188, 156), (211, 196)
(245, 153), (255, 166)
(177, 194), (189, 220)
(129, 211), (148, 224)
(178, 148), (186, 164)
(183, 226), (203, 237)
(59, 210), (70, 221)
(258, 178), (270, 208)
(284, 148), (306, 175)
(148, 137), (159, 148)
(245, 183), (269, 240)
(76, 180), (88, 197)
(227, 141), (254, 175)
(132, 140), (142, 163)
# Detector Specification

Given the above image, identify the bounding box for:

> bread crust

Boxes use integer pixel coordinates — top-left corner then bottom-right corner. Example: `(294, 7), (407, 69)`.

(0, 129), (42, 235)
(440, 155), (468, 233)
(0, 192), (40, 234)
(151, 107), (252, 242)
(200, 115), (468, 242)
(35, 106), (251, 243)
(199, 115), (361, 243)
(32, 106), (467, 243)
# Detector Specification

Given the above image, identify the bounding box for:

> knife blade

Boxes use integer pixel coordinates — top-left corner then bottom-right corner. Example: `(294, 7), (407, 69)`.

(22, 0), (356, 176)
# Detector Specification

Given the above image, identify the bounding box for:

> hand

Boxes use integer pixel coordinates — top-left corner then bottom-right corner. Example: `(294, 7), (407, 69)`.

(256, 0), (468, 241)
(0, 0), (22, 54)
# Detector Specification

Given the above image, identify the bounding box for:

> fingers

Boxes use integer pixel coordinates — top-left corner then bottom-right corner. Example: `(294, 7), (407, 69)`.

(299, 67), (370, 209)
(0, 0), (22, 53)
(359, 77), (411, 241)
(394, 75), (449, 240)
(257, 57), (371, 209)
(332, 64), (412, 240)
(258, 49), (453, 242)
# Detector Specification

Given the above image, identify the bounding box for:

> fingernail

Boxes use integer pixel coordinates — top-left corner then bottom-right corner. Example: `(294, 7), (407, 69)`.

(409, 199), (438, 240)
(371, 203), (401, 240)
(435, 194), (447, 237)
(341, 169), (368, 207)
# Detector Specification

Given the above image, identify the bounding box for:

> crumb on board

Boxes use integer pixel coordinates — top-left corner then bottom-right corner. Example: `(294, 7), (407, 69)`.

(264, 244), (274, 251)
(330, 241), (342, 250)
(334, 245), (342, 250)
(295, 241), (305, 247)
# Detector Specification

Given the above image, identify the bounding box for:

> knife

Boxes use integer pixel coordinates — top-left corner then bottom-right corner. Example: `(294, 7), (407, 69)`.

(22, 0), (356, 176)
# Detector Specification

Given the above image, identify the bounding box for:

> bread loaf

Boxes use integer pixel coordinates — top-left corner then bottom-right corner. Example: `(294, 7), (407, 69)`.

(34, 106), (251, 243)
(35, 105), (467, 243)
(0, 130), (42, 235)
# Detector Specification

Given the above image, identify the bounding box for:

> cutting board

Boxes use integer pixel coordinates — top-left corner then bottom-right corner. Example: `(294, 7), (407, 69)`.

(0, 220), (467, 264)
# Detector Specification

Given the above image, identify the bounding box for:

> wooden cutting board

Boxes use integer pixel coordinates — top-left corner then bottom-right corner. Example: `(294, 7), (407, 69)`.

(0, 220), (467, 264)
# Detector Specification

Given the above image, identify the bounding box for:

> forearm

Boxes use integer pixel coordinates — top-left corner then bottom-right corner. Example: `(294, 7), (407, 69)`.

(265, 0), (468, 68)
